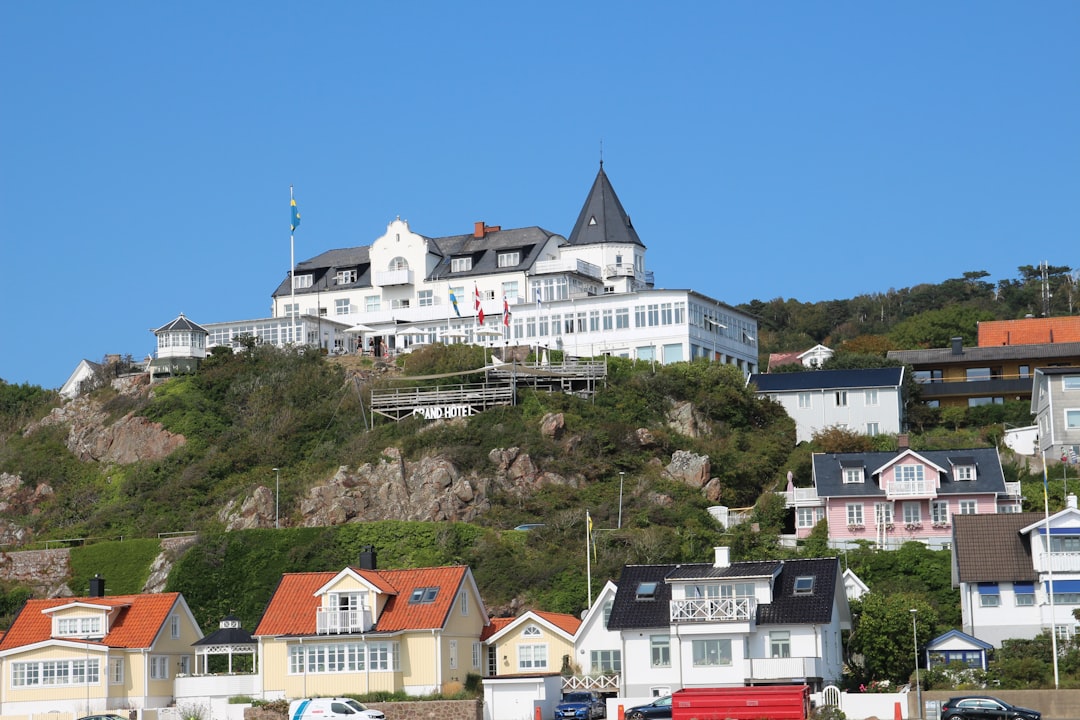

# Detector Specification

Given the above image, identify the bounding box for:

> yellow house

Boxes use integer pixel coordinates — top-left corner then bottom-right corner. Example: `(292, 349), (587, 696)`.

(481, 610), (580, 677)
(0, 580), (202, 717)
(254, 552), (488, 698)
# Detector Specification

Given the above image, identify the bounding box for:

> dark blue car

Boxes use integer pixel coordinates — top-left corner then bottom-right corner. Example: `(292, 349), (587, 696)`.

(555, 691), (606, 720)
(625, 695), (672, 720)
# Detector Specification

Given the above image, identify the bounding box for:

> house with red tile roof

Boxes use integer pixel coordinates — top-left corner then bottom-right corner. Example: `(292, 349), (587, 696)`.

(480, 610), (580, 678)
(254, 549), (488, 699)
(0, 579), (202, 717)
(978, 317), (1080, 347)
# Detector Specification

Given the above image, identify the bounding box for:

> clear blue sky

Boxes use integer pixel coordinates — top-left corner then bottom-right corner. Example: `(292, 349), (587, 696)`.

(2, 2), (1077, 389)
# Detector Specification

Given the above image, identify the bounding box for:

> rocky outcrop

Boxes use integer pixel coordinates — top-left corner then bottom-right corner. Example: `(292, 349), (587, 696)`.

(26, 376), (185, 464)
(667, 400), (711, 438)
(665, 450), (711, 488)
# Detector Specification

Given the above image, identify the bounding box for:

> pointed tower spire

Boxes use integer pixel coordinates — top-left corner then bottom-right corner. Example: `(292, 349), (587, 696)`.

(567, 164), (645, 248)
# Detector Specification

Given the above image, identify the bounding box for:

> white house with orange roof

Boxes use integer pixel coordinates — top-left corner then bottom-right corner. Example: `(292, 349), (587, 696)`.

(253, 548), (488, 699)
(481, 609), (580, 678)
(0, 577), (202, 717)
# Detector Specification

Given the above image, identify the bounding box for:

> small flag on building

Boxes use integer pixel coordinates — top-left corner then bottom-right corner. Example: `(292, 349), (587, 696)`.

(290, 197), (301, 233)
(475, 284), (485, 325)
(503, 295), (510, 327)
(449, 291), (461, 317)
(535, 287), (542, 308)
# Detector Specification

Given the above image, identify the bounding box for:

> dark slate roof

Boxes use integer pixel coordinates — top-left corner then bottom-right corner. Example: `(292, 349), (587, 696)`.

(272, 247), (373, 297)
(952, 513), (1042, 584)
(813, 447), (1006, 498)
(888, 342), (1080, 364)
(566, 165), (645, 249)
(605, 564), (678, 630)
(192, 624), (255, 647)
(750, 367), (904, 392)
(429, 226), (562, 281)
(666, 561), (782, 581)
(756, 558), (840, 626)
(153, 314), (208, 334)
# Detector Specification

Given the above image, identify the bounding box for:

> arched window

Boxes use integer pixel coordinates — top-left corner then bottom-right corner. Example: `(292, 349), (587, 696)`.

(389, 257), (409, 271)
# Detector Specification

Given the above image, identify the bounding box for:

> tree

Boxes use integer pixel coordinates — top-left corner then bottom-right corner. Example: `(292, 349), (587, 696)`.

(848, 592), (938, 685)
(888, 306), (996, 349)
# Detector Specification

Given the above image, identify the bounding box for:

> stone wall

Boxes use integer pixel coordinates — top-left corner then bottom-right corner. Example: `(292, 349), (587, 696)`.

(0, 547), (71, 594)
(245, 699), (483, 720)
(916, 688), (1080, 720)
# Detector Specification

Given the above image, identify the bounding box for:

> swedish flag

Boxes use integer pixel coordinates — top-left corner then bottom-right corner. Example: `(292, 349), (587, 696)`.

(290, 197), (301, 232)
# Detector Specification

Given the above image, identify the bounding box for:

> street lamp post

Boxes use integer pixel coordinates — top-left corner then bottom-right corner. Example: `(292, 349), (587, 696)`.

(272, 468), (280, 529)
(910, 608), (921, 719)
(618, 472), (625, 529)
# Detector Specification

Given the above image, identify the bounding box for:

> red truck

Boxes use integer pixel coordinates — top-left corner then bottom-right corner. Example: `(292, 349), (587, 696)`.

(671, 685), (812, 720)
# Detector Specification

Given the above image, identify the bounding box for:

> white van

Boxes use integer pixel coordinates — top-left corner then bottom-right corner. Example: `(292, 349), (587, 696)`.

(289, 698), (387, 720)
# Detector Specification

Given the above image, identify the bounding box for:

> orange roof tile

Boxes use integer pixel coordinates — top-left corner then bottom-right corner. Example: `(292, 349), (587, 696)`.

(480, 616), (514, 641)
(531, 610), (581, 636)
(768, 352), (801, 371)
(254, 566), (470, 637)
(978, 317), (1080, 347)
(0, 593), (181, 651)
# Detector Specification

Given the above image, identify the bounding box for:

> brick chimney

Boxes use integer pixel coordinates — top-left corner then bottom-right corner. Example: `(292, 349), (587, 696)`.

(473, 222), (502, 238)
(898, 434), (910, 450)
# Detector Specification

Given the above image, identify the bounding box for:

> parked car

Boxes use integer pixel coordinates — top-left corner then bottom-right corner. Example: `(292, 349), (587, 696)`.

(555, 691), (607, 720)
(289, 698), (386, 720)
(625, 695), (672, 720)
(77, 716), (128, 720)
(941, 696), (1040, 720)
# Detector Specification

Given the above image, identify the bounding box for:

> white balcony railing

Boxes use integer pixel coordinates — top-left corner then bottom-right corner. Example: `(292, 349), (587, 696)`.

(748, 656), (820, 680)
(1043, 552), (1080, 573)
(1004, 481), (1022, 498)
(534, 259), (602, 279)
(374, 268), (414, 286)
(562, 674), (621, 691)
(316, 607), (373, 634)
(670, 597), (755, 623)
(886, 481), (934, 498)
(777, 488), (822, 507)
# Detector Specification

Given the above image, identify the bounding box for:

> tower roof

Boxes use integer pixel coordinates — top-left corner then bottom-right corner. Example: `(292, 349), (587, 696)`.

(566, 165), (645, 248)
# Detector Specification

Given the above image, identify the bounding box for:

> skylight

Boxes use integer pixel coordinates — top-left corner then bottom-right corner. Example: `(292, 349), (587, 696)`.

(636, 581), (658, 600)
(409, 587), (439, 604)
(793, 576), (815, 595)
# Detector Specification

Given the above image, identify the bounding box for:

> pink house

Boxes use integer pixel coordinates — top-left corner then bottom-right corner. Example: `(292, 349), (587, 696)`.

(783, 445), (1021, 550)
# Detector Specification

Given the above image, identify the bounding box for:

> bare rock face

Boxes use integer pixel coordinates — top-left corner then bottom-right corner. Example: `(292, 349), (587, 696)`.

(665, 450), (711, 488)
(666, 401), (711, 438)
(634, 428), (657, 447)
(702, 477), (723, 503)
(539, 412), (565, 439)
(26, 379), (185, 464)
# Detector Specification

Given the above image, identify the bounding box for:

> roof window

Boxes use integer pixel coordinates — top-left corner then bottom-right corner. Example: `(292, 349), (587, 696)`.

(409, 587), (439, 604)
(793, 576), (815, 595)
(636, 581), (658, 600)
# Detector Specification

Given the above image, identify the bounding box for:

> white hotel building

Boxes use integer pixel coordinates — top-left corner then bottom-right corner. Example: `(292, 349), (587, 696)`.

(211, 166), (758, 372)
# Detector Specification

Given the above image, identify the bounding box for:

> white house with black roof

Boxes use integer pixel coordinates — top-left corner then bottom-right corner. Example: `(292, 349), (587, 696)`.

(257, 165), (758, 371)
(574, 548), (849, 696)
(789, 446), (1020, 550)
(748, 367), (905, 444)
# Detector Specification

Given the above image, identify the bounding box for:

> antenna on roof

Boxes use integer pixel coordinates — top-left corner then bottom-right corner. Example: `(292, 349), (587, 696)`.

(599, 138), (603, 169)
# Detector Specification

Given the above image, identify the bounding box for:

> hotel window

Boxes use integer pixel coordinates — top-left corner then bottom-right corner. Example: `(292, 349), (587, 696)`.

(502, 281), (519, 300)
(959, 500), (976, 514)
(497, 251), (520, 267)
(847, 504), (864, 526)
(365, 295), (380, 312)
(336, 269), (357, 284)
(651, 636), (671, 667)
(660, 303), (673, 325)
(602, 309), (614, 330)
(798, 393), (812, 409)
(770, 631), (791, 658)
(931, 501), (949, 525)
(388, 256), (408, 271)
(674, 302), (686, 324)
(294, 274), (313, 289)
(589, 310), (600, 332)
(283, 303), (299, 317)
(835, 390), (848, 407)
(616, 308), (630, 329)
(335, 299), (350, 315)
(865, 389), (879, 406)
(418, 289), (433, 307)
(692, 639), (732, 666)
(451, 257), (473, 272)
(635, 306), (647, 327)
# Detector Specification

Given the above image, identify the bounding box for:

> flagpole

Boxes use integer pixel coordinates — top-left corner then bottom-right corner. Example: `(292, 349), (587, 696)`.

(1043, 449), (1060, 688)
(290, 186), (297, 347)
(586, 510), (593, 609)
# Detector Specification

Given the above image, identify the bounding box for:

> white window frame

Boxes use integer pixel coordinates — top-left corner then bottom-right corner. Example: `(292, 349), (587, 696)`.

(959, 500), (977, 514)
(294, 274), (313, 289)
(835, 390), (848, 407)
(518, 644), (548, 670)
(365, 295), (380, 312)
(150, 655), (169, 680)
(590, 648), (621, 674)
(955, 465), (975, 481)
(843, 468), (864, 484)
(770, 630), (791, 658)
(110, 658), (124, 685)
(449, 639), (458, 669)
(1066, 409), (1080, 429)
(931, 501), (950, 525)
(691, 638), (732, 667)
(865, 389), (879, 406)
(798, 392), (812, 409)
(451, 257), (473, 272)
(336, 269), (358, 285)
(497, 251), (520, 268)
(459, 590), (468, 616)
(847, 503), (864, 526)
(418, 289), (434, 307)
(866, 422), (880, 436)
(903, 502), (921, 524)
(472, 641), (482, 668)
(171, 613), (180, 639)
(874, 503), (893, 525)
(650, 635), (670, 667)
(1062, 375), (1080, 390)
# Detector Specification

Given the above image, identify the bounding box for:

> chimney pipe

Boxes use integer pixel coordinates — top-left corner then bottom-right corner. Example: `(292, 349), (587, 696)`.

(1068, 494), (1077, 510)
(951, 337), (963, 355)
(359, 545), (377, 571)
(474, 221), (485, 238)
(714, 546), (730, 569)
(89, 574), (105, 598)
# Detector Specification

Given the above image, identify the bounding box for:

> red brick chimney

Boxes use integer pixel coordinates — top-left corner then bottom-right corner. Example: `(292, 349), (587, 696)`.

(473, 222), (501, 238)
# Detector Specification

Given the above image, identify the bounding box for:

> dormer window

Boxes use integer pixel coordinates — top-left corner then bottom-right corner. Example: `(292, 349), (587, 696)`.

(409, 587), (439, 604)
(55, 616), (103, 638)
(497, 251), (520, 268)
(793, 576), (815, 595)
(636, 581), (659, 600)
(389, 257), (409, 271)
(336, 269), (357, 285)
(451, 257), (473, 273)
(841, 461), (865, 484)
(949, 457), (976, 481)
(294, 274), (313, 289)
